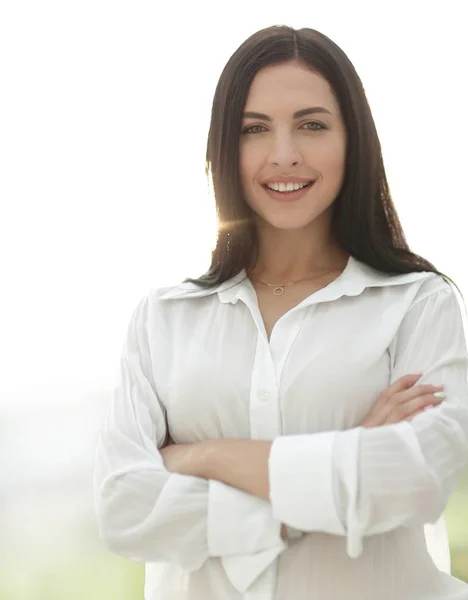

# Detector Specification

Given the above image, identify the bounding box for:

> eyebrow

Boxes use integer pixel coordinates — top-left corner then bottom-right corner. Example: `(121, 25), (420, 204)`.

(242, 106), (332, 121)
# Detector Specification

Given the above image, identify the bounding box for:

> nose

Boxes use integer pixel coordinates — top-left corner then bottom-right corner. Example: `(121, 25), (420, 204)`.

(268, 131), (303, 168)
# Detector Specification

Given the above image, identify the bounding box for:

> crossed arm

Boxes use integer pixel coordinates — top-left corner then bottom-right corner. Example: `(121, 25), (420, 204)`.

(94, 286), (468, 592)
(160, 438), (273, 501)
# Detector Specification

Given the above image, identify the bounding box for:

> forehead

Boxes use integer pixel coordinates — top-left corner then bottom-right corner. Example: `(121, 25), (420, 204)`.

(245, 62), (337, 113)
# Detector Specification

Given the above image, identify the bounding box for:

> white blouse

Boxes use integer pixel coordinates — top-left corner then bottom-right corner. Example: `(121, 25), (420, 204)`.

(93, 255), (468, 600)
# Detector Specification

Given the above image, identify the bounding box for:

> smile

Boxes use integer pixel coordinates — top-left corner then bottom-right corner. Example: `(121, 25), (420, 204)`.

(262, 180), (316, 203)
(265, 181), (314, 193)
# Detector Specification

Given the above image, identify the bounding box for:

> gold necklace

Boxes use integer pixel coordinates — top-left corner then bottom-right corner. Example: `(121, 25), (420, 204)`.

(249, 270), (335, 296)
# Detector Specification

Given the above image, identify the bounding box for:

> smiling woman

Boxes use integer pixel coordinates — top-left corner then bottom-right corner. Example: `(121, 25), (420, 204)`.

(94, 24), (468, 600)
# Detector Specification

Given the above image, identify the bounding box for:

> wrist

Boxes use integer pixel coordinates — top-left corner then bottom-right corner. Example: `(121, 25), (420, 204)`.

(192, 439), (214, 479)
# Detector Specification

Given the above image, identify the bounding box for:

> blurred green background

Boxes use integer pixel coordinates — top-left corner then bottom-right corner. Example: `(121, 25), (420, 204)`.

(0, 460), (466, 600)
(1, 393), (466, 599)
(446, 469), (468, 581)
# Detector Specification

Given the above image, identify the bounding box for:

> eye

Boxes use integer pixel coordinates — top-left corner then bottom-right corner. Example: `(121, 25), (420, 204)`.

(241, 124), (267, 134)
(301, 121), (327, 131)
(241, 121), (327, 134)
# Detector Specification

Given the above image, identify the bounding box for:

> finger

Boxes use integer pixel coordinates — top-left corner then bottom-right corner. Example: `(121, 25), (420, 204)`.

(376, 373), (424, 410)
(405, 392), (445, 415)
(394, 384), (444, 405)
(384, 392), (445, 424)
(379, 373), (423, 400)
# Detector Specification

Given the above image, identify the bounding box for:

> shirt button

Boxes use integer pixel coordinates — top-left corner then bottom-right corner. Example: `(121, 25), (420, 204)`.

(258, 389), (270, 401)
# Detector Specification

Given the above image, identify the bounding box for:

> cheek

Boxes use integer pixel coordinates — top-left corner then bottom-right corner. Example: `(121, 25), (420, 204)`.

(332, 149), (347, 182)
(239, 148), (256, 187)
(323, 137), (346, 172)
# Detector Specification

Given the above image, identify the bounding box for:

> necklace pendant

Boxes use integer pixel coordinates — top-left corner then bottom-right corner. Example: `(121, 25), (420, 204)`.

(273, 286), (285, 296)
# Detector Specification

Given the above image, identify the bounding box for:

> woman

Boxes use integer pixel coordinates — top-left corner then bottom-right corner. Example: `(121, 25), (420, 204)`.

(93, 25), (468, 599)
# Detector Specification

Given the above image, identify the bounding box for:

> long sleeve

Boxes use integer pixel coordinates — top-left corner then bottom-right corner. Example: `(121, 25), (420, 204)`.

(93, 294), (286, 583)
(268, 283), (468, 558)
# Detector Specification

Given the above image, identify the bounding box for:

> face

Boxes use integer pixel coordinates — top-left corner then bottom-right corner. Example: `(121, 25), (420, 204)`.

(239, 61), (347, 232)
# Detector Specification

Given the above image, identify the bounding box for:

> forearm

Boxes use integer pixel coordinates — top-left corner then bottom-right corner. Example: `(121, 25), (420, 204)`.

(199, 439), (273, 501)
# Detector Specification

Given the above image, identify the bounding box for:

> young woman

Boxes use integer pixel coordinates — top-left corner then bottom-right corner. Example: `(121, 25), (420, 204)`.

(93, 25), (468, 599)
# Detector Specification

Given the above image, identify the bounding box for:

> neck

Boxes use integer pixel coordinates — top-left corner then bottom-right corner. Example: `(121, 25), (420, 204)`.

(251, 221), (348, 282)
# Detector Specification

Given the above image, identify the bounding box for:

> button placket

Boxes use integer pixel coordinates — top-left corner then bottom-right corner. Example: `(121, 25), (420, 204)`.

(246, 336), (282, 600)
(250, 336), (280, 440)
(270, 308), (310, 382)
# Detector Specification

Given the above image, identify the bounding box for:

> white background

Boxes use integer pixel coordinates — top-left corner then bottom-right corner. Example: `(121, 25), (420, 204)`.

(1, 0), (467, 403)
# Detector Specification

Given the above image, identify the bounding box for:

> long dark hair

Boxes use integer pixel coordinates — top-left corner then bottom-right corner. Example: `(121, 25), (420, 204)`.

(187, 25), (458, 294)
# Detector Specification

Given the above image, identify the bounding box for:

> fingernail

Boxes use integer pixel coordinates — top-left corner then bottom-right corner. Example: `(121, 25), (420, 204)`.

(412, 372), (423, 377)
(423, 405), (433, 411)
(434, 391), (445, 398)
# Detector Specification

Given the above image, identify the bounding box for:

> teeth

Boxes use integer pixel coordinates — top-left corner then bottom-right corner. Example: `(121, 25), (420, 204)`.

(266, 181), (312, 192)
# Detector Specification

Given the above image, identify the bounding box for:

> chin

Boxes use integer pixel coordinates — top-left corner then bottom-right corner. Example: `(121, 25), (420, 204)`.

(266, 220), (314, 231)
(255, 210), (327, 232)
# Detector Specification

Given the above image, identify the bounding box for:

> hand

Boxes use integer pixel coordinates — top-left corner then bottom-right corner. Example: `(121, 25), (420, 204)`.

(160, 441), (206, 478)
(360, 373), (445, 428)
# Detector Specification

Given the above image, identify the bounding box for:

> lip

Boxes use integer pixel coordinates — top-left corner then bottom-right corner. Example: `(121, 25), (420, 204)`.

(262, 177), (315, 185)
(262, 180), (316, 203)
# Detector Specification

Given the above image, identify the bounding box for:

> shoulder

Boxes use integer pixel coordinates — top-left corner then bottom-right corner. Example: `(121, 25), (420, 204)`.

(345, 257), (453, 303)
(138, 279), (223, 326)
(352, 257), (453, 301)
(409, 272), (455, 304)
(378, 270), (465, 327)
(384, 269), (452, 299)
(348, 258), (463, 323)
(146, 270), (247, 306)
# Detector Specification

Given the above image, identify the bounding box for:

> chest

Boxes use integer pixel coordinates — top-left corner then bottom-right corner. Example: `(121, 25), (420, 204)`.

(156, 293), (403, 443)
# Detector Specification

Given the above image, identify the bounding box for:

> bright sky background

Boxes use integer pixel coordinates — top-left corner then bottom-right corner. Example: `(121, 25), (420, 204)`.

(1, 0), (467, 404)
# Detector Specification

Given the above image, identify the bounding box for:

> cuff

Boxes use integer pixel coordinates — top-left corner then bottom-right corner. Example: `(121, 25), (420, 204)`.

(221, 547), (283, 593)
(207, 479), (286, 556)
(268, 431), (349, 535)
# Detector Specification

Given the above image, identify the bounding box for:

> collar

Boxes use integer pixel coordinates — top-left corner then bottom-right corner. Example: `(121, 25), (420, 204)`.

(157, 256), (434, 305)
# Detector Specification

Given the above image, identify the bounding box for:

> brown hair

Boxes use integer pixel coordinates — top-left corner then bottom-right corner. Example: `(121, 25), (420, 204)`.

(187, 25), (458, 293)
